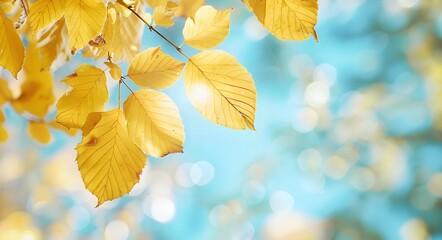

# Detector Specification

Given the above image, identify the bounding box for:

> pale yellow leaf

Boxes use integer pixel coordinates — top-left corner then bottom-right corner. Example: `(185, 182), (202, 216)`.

(245, 0), (318, 41)
(77, 109), (147, 206)
(128, 47), (184, 90)
(184, 50), (256, 130)
(56, 64), (108, 129)
(64, 0), (107, 52)
(109, 10), (144, 62)
(124, 89), (184, 157)
(36, 18), (70, 70)
(29, 0), (64, 37)
(153, 1), (178, 28)
(175, 0), (204, 18)
(12, 43), (55, 118)
(145, 0), (167, 8)
(91, 7), (117, 59)
(104, 62), (122, 80)
(0, 8), (25, 78)
(183, 5), (231, 50)
(28, 121), (51, 144)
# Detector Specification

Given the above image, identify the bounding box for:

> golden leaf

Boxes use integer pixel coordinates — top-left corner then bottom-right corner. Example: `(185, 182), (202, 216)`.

(29, 0), (64, 37)
(104, 62), (122, 81)
(36, 18), (70, 70)
(183, 5), (231, 50)
(28, 121), (51, 144)
(175, 0), (204, 18)
(108, 10), (144, 62)
(0, 8), (25, 78)
(145, 0), (167, 8)
(77, 109), (147, 206)
(153, 1), (178, 28)
(64, 0), (107, 52)
(12, 43), (55, 118)
(0, 110), (7, 142)
(128, 47), (184, 90)
(245, 0), (318, 41)
(49, 120), (78, 136)
(56, 64), (108, 129)
(0, 78), (12, 106)
(0, 0), (14, 13)
(91, 6), (117, 59)
(184, 50), (257, 130)
(124, 89), (185, 157)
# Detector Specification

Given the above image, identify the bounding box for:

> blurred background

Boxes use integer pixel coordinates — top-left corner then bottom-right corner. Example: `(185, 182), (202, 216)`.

(1, 0), (442, 239)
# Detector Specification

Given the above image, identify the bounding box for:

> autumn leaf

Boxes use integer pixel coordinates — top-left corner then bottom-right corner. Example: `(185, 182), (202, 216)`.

(128, 47), (184, 90)
(0, 8), (25, 78)
(36, 18), (70, 70)
(104, 62), (122, 80)
(56, 64), (108, 129)
(245, 0), (319, 41)
(29, 0), (64, 37)
(124, 89), (185, 157)
(64, 0), (107, 52)
(77, 109), (147, 206)
(153, 1), (178, 28)
(184, 50), (256, 130)
(175, 0), (204, 18)
(28, 121), (51, 144)
(0, 110), (7, 142)
(49, 120), (78, 136)
(90, 6), (117, 59)
(0, 78), (12, 106)
(12, 43), (55, 118)
(183, 5), (231, 50)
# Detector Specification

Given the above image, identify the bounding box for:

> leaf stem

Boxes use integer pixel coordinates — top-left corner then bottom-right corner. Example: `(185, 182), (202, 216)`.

(118, 80), (121, 109)
(121, 78), (135, 94)
(125, 5), (192, 61)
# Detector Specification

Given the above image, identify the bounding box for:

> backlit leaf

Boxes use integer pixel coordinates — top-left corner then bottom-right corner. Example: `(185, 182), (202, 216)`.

(36, 18), (70, 70)
(49, 120), (78, 136)
(175, 0), (204, 18)
(0, 110), (7, 142)
(28, 121), (51, 144)
(29, 0), (64, 36)
(124, 89), (185, 157)
(184, 50), (256, 130)
(56, 64), (108, 129)
(104, 62), (122, 81)
(128, 47), (184, 90)
(0, 8), (25, 78)
(77, 109), (147, 206)
(153, 1), (178, 28)
(245, 0), (318, 41)
(183, 5), (231, 50)
(64, 0), (107, 52)
(0, 78), (12, 106)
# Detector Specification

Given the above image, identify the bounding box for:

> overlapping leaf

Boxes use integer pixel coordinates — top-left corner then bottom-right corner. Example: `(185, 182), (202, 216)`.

(124, 89), (185, 157)
(36, 18), (70, 70)
(175, 0), (204, 18)
(184, 50), (256, 130)
(56, 64), (108, 128)
(77, 109), (146, 206)
(0, 8), (25, 78)
(29, 0), (64, 36)
(245, 0), (318, 41)
(183, 5), (231, 50)
(128, 47), (184, 90)
(64, 0), (107, 52)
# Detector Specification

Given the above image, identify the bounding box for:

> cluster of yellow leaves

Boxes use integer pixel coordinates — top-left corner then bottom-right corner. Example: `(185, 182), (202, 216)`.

(0, 0), (319, 205)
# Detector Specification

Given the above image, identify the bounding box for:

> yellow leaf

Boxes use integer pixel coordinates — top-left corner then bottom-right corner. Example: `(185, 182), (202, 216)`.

(109, 10), (144, 62)
(56, 64), (108, 129)
(184, 50), (256, 130)
(153, 1), (178, 28)
(104, 62), (122, 81)
(145, 0), (167, 8)
(175, 0), (204, 18)
(49, 120), (78, 136)
(0, 0), (14, 13)
(36, 18), (70, 70)
(183, 5), (231, 50)
(124, 89), (185, 157)
(64, 0), (107, 52)
(12, 43), (55, 118)
(0, 110), (7, 142)
(245, 0), (318, 41)
(0, 78), (12, 106)
(28, 121), (51, 144)
(90, 6), (117, 59)
(0, 8), (25, 78)
(77, 109), (147, 206)
(128, 47), (184, 90)
(29, 0), (64, 37)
